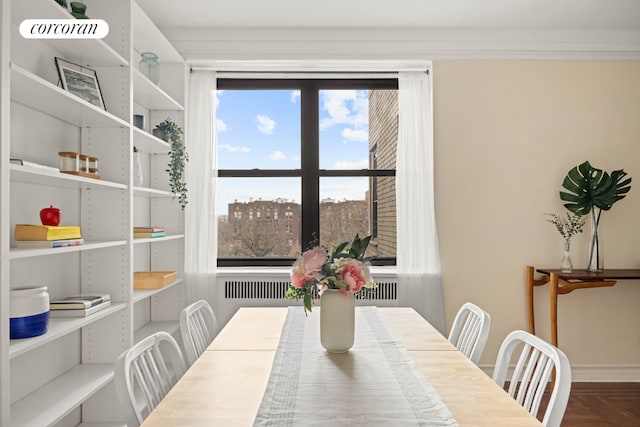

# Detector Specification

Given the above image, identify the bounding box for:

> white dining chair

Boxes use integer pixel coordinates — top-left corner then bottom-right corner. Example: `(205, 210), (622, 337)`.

(180, 299), (219, 365)
(114, 331), (187, 427)
(447, 302), (491, 364)
(492, 330), (572, 427)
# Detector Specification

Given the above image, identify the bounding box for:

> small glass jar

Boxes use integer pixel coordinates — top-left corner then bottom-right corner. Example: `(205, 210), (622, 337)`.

(58, 151), (79, 172)
(88, 156), (99, 175)
(78, 154), (90, 172)
(139, 52), (159, 85)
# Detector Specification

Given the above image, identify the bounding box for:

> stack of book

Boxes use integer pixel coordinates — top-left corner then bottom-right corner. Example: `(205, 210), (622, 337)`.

(133, 226), (166, 238)
(14, 224), (83, 248)
(49, 293), (111, 318)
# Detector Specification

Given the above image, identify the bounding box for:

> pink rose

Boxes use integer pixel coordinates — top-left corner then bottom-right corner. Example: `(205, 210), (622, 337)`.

(291, 271), (307, 289)
(298, 247), (327, 278)
(338, 259), (371, 293)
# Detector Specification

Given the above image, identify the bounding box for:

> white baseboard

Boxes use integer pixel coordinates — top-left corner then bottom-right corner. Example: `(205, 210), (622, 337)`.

(479, 364), (640, 382)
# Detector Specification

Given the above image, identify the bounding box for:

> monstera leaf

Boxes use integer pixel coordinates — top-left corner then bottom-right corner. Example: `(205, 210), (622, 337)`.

(560, 161), (632, 216)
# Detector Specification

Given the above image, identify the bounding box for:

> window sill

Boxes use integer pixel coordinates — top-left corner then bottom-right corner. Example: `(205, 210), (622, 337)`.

(215, 265), (397, 278)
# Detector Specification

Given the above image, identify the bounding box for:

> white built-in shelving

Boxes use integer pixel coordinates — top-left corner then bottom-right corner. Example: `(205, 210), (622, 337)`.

(0, 0), (189, 425)
(133, 278), (184, 303)
(9, 303), (127, 358)
(10, 364), (114, 427)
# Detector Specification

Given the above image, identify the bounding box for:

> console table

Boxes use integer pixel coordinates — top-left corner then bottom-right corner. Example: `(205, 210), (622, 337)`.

(526, 266), (640, 348)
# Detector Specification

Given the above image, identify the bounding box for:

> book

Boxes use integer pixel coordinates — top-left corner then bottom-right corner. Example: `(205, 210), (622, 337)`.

(134, 226), (165, 233)
(15, 238), (84, 248)
(14, 224), (81, 241)
(50, 293), (111, 310)
(49, 300), (111, 317)
(134, 231), (167, 238)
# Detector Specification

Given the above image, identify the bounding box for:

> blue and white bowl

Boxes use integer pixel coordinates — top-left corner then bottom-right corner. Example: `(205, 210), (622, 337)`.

(10, 286), (50, 339)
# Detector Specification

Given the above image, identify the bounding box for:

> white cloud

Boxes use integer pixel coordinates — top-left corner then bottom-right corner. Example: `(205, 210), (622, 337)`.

(257, 114), (276, 134)
(319, 90), (369, 130)
(219, 144), (250, 153)
(341, 128), (368, 142)
(216, 119), (229, 132)
(215, 90), (224, 108)
(269, 150), (286, 160)
(290, 90), (300, 103)
(333, 159), (369, 169)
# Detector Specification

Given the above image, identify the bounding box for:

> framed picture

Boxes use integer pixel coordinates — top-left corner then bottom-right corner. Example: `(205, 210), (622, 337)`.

(55, 57), (106, 110)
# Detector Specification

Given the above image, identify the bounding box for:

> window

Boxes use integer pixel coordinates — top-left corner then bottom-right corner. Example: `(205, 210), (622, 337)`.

(217, 78), (398, 266)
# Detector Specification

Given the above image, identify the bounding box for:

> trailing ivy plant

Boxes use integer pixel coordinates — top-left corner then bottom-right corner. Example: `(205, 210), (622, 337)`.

(155, 118), (188, 209)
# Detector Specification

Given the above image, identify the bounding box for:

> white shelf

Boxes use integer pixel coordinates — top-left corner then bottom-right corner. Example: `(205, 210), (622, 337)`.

(132, 2), (184, 63)
(10, 364), (114, 427)
(134, 320), (179, 344)
(133, 127), (170, 154)
(10, 164), (127, 190)
(133, 278), (184, 303)
(133, 68), (184, 111)
(79, 423), (126, 427)
(133, 234), (184, 244)
(9, 303), (127, 359)
(11, 0), (128, 67)
(9, 240), (127, 260)
(133, 186), (173, 198)
(10, 64), (130, 128)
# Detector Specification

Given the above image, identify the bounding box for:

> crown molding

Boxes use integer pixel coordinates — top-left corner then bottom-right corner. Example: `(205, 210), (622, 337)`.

(166, 27), (640, 61)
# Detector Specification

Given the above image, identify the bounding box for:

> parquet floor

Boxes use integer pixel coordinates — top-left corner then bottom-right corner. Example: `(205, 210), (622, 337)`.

(542, 382), (640, 426)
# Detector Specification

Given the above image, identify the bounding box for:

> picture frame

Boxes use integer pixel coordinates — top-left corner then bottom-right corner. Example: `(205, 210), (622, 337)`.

(54, 57), (106, 110)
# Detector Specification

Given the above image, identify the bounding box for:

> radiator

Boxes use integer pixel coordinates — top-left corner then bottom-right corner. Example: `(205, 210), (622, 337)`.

(224, 280), (397, 301)
(214, 275), (398, 326)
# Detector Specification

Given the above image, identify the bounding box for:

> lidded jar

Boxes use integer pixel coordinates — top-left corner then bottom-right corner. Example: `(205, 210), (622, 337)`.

(139, 52), (159, 85)
(58, 151), (79, 172)
(10, 286), (50, 339)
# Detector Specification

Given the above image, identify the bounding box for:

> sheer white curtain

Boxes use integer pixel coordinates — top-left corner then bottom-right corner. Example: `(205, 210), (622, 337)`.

(396, 70), (445, 334)
(184, 70), (217, 302)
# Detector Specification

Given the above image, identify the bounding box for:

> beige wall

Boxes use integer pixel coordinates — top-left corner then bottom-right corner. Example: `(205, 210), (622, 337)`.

(433, 61), (640, 370)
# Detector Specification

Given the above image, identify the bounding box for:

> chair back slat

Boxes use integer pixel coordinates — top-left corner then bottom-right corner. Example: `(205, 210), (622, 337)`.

(493, 330), (572, 427)
(448, 302), (491, 365)
(180, 300), (220, 365)
(115, 331), (187, 426)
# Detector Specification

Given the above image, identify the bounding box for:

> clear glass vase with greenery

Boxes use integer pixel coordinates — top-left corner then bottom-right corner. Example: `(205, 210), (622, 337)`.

(559, 161), (631, 272)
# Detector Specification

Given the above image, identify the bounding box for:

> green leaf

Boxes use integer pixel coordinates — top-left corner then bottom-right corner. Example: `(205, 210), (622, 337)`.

(560, 161), (631, 215)
(303, 292), (313, 313)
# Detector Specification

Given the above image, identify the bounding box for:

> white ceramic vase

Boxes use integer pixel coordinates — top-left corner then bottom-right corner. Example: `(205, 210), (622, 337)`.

(320, 289), (355, 353)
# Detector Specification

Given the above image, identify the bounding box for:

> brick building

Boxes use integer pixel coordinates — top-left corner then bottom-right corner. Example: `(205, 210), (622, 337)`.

(220, 199), (301, 257)
(368, 89), (398, 257)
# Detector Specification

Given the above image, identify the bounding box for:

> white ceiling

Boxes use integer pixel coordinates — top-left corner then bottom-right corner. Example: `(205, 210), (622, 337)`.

(135, 0), (640, 61)
(137, 0), (640, 31)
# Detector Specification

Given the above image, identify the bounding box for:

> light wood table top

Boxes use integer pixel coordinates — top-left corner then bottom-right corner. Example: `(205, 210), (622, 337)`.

(142, 307), (541, 426)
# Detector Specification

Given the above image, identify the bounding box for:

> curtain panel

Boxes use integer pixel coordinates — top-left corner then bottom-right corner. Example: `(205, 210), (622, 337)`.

(396, 70), (445, 334)
(184, 70), (218, 302)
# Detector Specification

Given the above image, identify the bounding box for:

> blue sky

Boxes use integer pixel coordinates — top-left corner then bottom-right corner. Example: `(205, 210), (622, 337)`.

(216, 89), (370, 215)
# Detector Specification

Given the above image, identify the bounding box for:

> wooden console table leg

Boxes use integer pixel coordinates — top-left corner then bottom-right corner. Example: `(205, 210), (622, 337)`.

(550, 272), (559, 348)
(526, 266), (536, 335)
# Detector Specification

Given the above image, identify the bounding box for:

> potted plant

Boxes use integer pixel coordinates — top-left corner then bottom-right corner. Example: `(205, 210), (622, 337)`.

(154, 118), (188, 210)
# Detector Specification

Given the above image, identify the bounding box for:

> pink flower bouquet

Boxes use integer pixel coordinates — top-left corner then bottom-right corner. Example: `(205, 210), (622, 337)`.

(286, 235), (376, 313)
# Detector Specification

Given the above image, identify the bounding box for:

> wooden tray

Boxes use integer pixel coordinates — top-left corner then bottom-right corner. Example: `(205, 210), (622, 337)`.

(61, 171), (101, 180)
(134, 271), (176, 289)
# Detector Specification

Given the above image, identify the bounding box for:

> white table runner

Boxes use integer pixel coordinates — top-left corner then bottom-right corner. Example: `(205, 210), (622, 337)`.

(254, 307), (459, 426)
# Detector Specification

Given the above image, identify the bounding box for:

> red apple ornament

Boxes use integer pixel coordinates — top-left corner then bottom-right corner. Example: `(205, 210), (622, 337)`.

(40, 205), (61, 226)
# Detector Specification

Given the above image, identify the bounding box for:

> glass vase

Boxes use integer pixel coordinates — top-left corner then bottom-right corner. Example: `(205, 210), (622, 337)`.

(587, 207), (603, 272)
(139, 52), (160, 85)
(560, 240), (573, 273)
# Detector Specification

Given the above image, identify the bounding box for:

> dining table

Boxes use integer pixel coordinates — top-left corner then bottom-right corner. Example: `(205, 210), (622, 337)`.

(141, 307), (542, 426)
